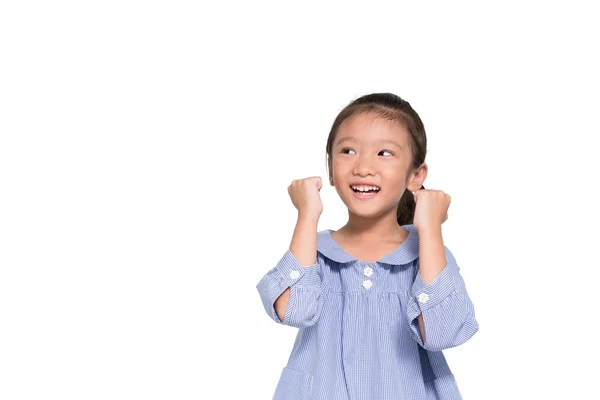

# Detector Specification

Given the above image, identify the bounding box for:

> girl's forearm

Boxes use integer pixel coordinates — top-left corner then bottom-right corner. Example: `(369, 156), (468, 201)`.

(416, 225), (447, 344)
(289, 212), (320, 267)
(418, 226), (446, 285)
(274, 213), (320, 322)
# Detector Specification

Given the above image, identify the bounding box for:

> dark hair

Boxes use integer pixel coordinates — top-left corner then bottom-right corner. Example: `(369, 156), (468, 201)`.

(325, 93), (427, 226)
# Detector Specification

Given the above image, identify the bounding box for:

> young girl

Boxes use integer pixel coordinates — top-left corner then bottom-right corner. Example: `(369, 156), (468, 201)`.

(256, 93), (479, 400)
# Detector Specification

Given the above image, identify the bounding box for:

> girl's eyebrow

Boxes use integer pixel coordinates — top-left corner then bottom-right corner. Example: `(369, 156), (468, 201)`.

(336, 137), (403, 150)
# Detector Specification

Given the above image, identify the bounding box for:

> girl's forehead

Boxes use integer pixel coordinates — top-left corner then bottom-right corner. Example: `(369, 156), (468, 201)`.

(336, 113), (409, 147)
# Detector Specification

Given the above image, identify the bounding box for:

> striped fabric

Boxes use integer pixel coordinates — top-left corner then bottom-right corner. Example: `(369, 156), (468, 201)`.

(256, 223), (479, 400)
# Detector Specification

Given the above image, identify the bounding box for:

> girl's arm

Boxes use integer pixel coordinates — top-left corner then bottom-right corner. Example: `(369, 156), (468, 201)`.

(416, 227), (448, 343)
(273, 212), (319, 320)
(405, 231), (479, 351)
(256, 213), (325, 328)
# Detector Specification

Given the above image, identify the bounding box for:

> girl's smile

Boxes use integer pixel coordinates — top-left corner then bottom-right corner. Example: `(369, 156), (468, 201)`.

(350, 185), (381, 200)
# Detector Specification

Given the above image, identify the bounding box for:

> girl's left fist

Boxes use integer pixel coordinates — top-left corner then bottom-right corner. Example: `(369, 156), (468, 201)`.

(412, 189), (450, 232)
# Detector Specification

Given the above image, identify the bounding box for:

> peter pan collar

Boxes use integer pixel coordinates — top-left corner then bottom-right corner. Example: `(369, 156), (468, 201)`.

(316, 224), (420, 266)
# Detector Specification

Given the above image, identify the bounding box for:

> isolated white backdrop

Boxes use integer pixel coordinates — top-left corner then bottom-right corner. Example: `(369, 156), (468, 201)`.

(1, 1), (599, 399)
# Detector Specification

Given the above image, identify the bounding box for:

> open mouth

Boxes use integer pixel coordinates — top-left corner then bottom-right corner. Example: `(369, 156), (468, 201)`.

(351, 187), (380, 193)
(350, 185), (381, 199)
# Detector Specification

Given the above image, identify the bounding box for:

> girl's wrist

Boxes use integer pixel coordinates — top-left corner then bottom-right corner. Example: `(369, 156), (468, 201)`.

(298, 211), (320, 223)
(417, 224), (442, 237)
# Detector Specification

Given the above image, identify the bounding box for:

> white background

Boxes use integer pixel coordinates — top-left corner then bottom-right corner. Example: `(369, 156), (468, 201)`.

(1, 1), (599, 399)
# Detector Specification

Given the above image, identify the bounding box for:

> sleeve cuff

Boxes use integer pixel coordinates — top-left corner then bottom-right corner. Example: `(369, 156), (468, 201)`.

(410, 255), (458, 312)
(275, 250), (321, 289)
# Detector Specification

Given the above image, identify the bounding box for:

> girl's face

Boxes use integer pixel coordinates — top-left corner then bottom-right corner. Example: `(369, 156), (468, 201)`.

(330, 112), (416, 218)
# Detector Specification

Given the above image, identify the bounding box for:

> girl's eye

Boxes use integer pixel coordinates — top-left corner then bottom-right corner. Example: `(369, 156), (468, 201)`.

(341, 148), (393, 156)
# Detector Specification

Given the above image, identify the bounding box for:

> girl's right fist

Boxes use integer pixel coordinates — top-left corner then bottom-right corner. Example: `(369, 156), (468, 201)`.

(287, 176), (323, 217)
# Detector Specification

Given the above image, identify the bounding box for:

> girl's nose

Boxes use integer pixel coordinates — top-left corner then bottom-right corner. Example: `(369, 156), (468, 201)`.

(353, 158), (376, 176)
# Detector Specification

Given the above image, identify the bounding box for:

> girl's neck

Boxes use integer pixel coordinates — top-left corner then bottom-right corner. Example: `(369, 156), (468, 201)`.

(338, 212), (406, 242)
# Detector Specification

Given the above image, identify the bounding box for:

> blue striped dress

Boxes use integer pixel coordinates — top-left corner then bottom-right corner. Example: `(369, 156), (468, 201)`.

(256, 223), (479, 400)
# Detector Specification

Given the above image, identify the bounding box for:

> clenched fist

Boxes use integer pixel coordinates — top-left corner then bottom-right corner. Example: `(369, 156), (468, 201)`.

(412, 188), (450, 232)
(288, 176), (323, 218)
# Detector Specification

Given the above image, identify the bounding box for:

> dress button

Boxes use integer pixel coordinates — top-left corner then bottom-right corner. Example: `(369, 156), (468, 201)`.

(418, 293), (429, 304)
(363, 280), (373, 289)
(363, 266), (373, 277)
(290, 270), (300, 279)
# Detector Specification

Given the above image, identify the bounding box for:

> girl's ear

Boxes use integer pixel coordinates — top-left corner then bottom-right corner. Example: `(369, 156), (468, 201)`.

(407, 163), (428, 191)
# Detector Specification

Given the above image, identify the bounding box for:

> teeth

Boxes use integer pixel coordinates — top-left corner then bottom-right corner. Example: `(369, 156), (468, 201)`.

(351, 185), (380, 192)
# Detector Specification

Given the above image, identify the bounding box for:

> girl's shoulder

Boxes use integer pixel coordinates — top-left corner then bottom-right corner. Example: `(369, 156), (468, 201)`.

(316, 229), (350, 264)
